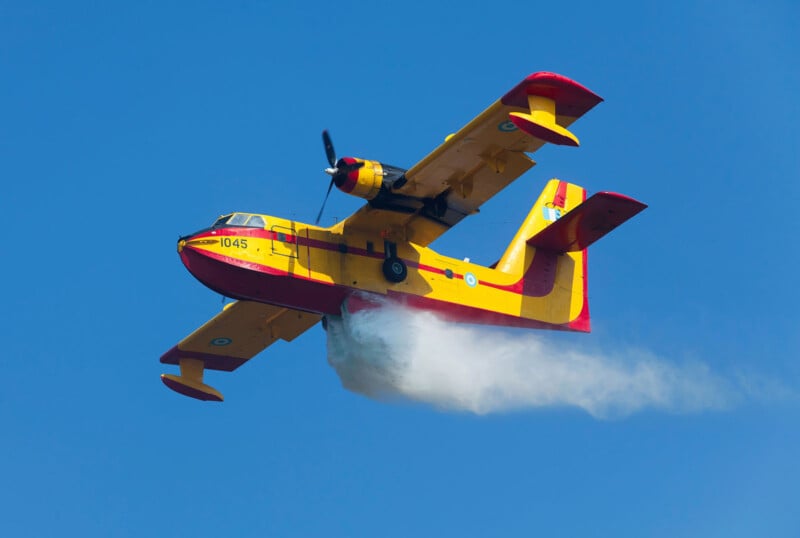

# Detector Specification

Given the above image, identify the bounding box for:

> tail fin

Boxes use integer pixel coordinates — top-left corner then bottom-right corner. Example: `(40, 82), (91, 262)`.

(495, 179), (586, 276)
(496, 179), (646, 332)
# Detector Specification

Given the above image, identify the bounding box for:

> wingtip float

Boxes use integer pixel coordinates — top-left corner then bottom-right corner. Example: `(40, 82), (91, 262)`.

(503, 71), (602, 147)
(160, 71), (646, 402)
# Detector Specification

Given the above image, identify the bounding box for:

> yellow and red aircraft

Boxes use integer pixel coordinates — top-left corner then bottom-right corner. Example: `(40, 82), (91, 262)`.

(161, 72), (647, 402)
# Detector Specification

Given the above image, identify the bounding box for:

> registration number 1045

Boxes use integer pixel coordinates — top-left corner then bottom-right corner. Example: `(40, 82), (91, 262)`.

(220, 237), (248, 248)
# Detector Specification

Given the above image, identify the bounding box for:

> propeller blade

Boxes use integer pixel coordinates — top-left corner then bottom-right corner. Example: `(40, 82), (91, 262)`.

(322, 130), (336, 167)
(315, 177), (336, 225)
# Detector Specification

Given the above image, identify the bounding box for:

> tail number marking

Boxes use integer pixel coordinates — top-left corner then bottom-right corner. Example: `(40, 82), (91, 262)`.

(221, 237), (248, 249)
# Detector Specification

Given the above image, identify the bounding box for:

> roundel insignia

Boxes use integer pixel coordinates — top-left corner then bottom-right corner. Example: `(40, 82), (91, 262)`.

(464, 272), (478, 288)
(210, 337), (232, 346)
(498, 120), (518, 132)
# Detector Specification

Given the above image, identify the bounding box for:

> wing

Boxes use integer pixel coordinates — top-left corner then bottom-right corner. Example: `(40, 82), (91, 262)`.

(337, 72), (602, 247)
(160, 301), (321, 401)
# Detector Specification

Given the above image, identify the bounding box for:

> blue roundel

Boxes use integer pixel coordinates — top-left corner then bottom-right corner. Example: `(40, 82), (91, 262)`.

(464, 272), (478, 288)
(498, 120), (518, 132)
(211, 337), (232, 346)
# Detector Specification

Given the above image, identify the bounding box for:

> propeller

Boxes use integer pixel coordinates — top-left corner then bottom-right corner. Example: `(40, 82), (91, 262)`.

(323, 129), (336, 170)
(315, 172), (336, 225)
(315, 130), (363, 225)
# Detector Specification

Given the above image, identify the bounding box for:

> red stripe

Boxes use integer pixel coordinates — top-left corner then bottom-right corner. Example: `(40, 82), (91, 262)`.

(180, 246), (346, 315)
(193, 228), (388, 260)
(160, 345), (248, 372)
(568, 188), (591, 332)
(188, 228), (568, 300)
(304, 227), (312, 279)
(567, 248), (590, 332)
(182, 243), (588, 333)
(161, 376), (223, 401)
(343, 292), (576, 331)
(501, 72), (603, 118)
(553, 181), (567, 208)
(383, 292), (578, 331)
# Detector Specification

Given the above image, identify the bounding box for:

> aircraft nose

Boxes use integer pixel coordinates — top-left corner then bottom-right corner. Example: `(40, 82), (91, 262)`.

(177, 231), (200, 253)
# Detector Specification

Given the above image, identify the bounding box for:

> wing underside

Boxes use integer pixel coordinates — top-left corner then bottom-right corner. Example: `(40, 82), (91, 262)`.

(160, 301), (321, 400)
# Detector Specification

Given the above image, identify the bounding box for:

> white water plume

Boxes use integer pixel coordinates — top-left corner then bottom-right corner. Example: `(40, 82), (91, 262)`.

(326, 303), (736, 418)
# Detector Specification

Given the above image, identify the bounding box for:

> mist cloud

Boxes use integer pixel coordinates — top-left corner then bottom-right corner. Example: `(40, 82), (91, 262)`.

(326, 303), (737, 418)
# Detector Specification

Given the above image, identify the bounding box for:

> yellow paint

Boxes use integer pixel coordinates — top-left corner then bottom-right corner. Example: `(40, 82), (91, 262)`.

(349, 159), (383, 200)
(162, 72), (623, 401)
(161, 301), (321, 400)
(175, 297), (320, 359)
(180, 358), (205, 382)
(186, 179), (588, 328)
(496, 180), (584, 275)
(509, 95), (579, 146)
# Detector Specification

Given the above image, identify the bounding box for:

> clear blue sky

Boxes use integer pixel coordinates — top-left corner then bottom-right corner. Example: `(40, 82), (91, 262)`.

(2, 1), (799, 536)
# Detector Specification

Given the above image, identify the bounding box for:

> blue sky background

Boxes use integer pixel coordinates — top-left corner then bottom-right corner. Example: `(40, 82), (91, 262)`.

(2, 1), (799, 536)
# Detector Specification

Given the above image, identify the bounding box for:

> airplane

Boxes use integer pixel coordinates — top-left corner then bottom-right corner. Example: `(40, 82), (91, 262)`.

(160, 71), (647, 402)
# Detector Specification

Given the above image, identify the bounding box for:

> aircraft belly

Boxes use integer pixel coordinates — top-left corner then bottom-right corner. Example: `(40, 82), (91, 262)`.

(180, 246), (346, 315)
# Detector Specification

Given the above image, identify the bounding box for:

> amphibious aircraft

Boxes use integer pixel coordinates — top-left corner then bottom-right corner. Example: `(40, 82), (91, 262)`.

(160, 71), (647, 401)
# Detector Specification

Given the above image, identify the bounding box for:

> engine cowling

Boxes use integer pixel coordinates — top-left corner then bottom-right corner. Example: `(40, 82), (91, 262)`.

(334, 157), (405, 200)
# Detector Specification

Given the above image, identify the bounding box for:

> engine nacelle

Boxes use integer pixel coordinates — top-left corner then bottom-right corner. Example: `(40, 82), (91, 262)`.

(334, 157), (406, 200)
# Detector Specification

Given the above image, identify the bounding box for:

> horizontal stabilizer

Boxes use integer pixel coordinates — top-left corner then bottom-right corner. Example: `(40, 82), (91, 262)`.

(527, 192), (647, 252)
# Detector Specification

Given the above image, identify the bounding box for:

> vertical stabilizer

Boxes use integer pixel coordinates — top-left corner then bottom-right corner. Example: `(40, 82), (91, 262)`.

(496, 179), (586, 276)
(494, 179), (645, 332)
(494, 179), (590, 331)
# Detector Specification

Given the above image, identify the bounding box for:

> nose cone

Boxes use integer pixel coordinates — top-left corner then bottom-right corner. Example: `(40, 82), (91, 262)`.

(176, 231), (207, 272)
(174, 230), (233, 296)
(177, 230), (215, 259)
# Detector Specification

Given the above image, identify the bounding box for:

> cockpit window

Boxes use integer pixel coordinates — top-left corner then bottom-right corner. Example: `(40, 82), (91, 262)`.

(213, 214), (232, 227)
(246, 215), (266, 228)
(212, 213), (267, 228)
(227, 213), (250, 226)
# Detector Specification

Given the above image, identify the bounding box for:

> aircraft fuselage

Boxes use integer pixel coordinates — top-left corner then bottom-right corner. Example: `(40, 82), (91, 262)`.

(178, 211), (588, 332)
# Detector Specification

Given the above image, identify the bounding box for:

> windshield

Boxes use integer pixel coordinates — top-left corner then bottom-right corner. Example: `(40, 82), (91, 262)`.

(213, 214), (232, 227)
(212, 213), (267, 228)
